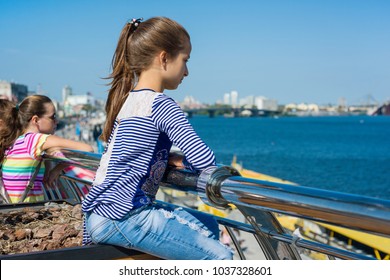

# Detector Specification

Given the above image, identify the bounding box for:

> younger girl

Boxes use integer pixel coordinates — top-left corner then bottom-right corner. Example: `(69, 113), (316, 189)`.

(82, 17), (233, 260)
(0, 95), (93, 203)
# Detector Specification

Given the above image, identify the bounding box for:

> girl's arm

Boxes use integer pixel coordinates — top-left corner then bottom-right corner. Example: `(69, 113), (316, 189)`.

(41, 135), (93, 187)
(152, 96), (216, 171)
(42, 135), (94, 153)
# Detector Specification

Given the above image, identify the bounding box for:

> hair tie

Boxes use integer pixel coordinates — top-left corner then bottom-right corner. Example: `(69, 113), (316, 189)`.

(15, 104), (19, 112)
(128, 18), (143, 29)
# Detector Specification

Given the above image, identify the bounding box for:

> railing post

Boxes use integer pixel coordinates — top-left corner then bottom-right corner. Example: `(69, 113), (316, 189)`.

(197, 165), (240, 208)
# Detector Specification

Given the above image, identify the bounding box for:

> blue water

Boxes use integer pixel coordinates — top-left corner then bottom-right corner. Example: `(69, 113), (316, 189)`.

(189, 116), (390, 200)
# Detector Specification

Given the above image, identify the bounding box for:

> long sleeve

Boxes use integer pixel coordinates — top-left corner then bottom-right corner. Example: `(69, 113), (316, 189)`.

(151, 95), (216, 171)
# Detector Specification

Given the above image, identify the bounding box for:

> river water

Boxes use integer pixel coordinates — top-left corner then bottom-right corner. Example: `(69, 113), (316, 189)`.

(189, 115), (390, 200)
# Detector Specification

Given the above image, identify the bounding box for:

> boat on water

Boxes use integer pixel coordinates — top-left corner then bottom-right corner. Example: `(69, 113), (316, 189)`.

(1, 150), (389, 260)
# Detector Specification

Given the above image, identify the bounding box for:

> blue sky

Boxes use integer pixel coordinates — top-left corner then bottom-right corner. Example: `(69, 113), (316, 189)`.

(1, 0), (389, 105)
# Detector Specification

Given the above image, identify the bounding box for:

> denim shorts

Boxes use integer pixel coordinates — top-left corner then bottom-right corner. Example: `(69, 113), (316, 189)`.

(85, 203), (233, 260)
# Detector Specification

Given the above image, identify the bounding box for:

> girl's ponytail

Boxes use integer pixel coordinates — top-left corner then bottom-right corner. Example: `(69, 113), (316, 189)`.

(102, 22), (137, 142)
(0, 100), (22, 162)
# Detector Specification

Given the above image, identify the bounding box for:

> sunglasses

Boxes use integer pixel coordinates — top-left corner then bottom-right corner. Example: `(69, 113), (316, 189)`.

(45, 113), (57, 121)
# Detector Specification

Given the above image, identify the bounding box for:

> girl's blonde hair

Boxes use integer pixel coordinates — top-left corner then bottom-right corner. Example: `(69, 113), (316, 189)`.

(102, 16), (190, 142)
(0, 95), (53, 162)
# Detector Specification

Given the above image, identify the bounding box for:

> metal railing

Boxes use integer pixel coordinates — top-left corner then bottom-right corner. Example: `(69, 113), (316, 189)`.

(40, 149), (390, 260)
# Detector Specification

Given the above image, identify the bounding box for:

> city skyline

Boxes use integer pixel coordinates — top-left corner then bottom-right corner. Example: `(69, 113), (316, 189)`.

(1, 1), (389, 106)
(0, 79), (383, 108)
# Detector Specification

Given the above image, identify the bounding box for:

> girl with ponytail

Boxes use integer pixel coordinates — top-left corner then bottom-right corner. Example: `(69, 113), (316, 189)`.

(0, 95), (93, 203)
(82, 17), (232, 260)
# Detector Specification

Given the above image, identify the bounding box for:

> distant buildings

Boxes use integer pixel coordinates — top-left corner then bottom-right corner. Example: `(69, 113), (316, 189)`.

(0, 81), (106, 117)
(62, 85), (94, 105)
(62, 85), (73, 102)
(62, 85), (96, 116)
(0, 80), (28, 101)
(179, 95), (205, 109)
(230, 91), (238, 107)
(221, 90), (278, 111)
(223, 93), (230, 105)
(284, 103), (320, 114)
(1, 80), (381, 117)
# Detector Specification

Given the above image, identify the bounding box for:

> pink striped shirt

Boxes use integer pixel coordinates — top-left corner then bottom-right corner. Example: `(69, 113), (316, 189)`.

(2, 133), (49, 203)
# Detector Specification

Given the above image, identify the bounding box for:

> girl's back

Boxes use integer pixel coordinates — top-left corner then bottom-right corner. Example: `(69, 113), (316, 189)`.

(2, 133), (48, 203)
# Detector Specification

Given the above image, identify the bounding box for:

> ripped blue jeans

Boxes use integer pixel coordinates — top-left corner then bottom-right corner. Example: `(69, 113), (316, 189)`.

(85, 203), (233, 260)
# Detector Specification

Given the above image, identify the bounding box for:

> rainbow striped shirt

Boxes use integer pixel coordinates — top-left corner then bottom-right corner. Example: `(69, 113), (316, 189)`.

(1, 133), (49, 203)
(82, 89), (216, 244)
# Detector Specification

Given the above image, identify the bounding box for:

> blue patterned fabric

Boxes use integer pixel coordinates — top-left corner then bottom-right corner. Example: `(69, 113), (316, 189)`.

(82, 89), (216, 245)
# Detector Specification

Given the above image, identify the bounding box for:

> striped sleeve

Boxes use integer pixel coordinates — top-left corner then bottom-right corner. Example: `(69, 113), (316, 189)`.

(151, 95), (216, 171)
(24, 133), (49, 159)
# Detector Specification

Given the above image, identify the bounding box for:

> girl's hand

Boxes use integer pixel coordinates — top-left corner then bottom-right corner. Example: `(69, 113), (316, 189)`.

(168, 153), (185, 169)
(44, 163), (66, 189)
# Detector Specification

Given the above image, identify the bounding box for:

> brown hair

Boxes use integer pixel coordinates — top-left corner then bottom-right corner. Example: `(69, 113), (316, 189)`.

(0, 95), (53, 162)
(102, 16), (190, 142)
(0, 99), (20, 162)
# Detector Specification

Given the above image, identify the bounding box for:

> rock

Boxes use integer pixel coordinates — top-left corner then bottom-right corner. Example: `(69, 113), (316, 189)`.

(52, 224), (68, 240)
(14, 229), (32, 240)
(0, 203), (83, 255)
(34, 228), (53, 239)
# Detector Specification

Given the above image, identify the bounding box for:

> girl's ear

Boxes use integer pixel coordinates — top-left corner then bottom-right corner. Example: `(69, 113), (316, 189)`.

(31, 115), (39, 124)
(159, 51), (168, 69)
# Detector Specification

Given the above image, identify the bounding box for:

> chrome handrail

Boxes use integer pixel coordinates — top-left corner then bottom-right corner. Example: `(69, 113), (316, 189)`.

(158, 163), (390, 237)
(41, 150), (390, 260)
(196, 165), (390, 236)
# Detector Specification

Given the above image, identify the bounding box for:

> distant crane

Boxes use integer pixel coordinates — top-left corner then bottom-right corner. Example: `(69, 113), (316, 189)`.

(349, 94), (378, 107)
(364, 94), (378, 107)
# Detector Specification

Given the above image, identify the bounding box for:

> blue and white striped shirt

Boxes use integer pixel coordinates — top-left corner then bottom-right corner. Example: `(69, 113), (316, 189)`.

(81, 89), (216, 244)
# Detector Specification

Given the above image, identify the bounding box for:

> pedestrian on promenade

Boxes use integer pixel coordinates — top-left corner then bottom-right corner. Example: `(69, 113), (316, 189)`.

(82, 17), (232, 260)
(75, 120), (81, 141)
(92, 124), (104, 154)
(0, 95), (93, 203)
